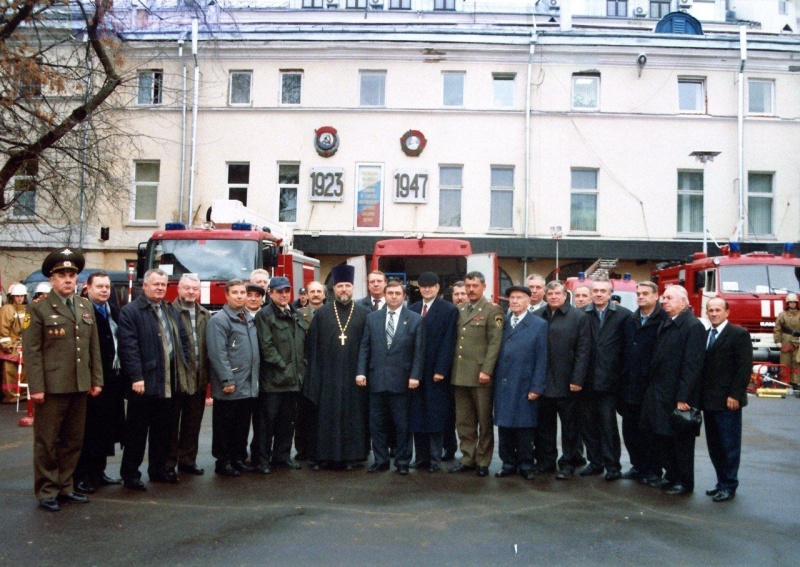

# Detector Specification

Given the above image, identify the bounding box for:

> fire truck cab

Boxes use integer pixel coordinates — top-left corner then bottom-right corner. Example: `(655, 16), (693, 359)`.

(564, 272), (639, 313)
(652, 242), (800, 361)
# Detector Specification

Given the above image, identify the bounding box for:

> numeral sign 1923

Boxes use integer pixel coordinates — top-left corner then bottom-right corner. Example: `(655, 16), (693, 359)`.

(309, 169), (344, 201)
(394, 172), (428, 202)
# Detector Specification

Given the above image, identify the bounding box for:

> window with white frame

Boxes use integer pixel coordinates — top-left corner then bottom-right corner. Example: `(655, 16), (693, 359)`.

(678, 77), (706, 113)
(607, 0), (628, 17)
(137, 70), (163, 105)
(492, 74), (515, 108)
(390, 0), (411, 8)
(438, 165), (462, 228)
(570, 169), (598, 232)
(748, 79), (774, 114)
(229, 71), (252, 105)
(490, 166), (513, 229)
(281, 72), (302, 105)
(8, 159), (37, 219)
(435, 0), (455, 10)
(133, 161), (160, 222)
(279, 163), (300, 223)
(228, 163), (250, 206)
(650, 0), (670, 18)
(302, 0), (324, 7)
(346, 0), (367, 8)
(443, 71), (464, 107)
(748, 172), (773, 236)
(360, 71), (386, 106)
(677, 170), (703, 234)
(572, 73), (599, 110)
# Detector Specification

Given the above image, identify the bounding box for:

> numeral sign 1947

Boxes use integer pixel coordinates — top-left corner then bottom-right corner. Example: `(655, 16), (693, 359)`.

(393, 170), (428, 203)
(309, 168), (345, 201)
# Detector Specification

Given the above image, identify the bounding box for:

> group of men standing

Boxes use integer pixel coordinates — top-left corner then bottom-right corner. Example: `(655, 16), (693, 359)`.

(23, 247), (753, 512)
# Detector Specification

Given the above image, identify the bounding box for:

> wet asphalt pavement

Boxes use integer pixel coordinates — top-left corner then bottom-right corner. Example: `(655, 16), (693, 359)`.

(1, 394), (799, 566)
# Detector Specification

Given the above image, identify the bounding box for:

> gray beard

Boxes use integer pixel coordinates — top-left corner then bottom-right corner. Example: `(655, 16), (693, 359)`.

(336, 296), (352, 305)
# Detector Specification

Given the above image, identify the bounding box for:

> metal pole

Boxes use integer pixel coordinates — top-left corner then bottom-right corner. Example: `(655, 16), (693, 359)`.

(736, 26), (747, 241)
(178, 35), (188, 224)
(188, 19), (199, 226)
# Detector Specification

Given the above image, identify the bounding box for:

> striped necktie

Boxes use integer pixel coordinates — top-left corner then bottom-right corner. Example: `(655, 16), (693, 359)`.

(386, 311), (396, 347)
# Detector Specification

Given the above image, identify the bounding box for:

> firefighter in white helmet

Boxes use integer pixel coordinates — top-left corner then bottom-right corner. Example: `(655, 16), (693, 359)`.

(774, 293), (800, 387)
(1, 283), (31, 402)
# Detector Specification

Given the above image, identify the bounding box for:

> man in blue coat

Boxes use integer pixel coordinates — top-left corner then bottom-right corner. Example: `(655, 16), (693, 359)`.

(493, 286), (548, 480)
(408, 272), (459, 472)
(357, 280), (425, 475)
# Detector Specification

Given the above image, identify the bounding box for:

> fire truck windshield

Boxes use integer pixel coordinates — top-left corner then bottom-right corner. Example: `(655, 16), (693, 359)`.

(149, 239), (259, 281)
(718, 264), (800, 295)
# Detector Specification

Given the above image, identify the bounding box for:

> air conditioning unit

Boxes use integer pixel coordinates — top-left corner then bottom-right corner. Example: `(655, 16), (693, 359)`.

(679, 0), (693, 8)
(369, 0), (384, 8)
(548, 0), (561, 8)
(634, 6), (646, 17)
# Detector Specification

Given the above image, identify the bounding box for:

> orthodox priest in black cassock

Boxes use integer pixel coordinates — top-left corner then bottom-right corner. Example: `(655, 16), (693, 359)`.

(302, 264), (370, 469)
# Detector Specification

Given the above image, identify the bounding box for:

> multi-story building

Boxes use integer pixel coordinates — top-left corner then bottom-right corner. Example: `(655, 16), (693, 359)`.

(2, 0), (798, 286)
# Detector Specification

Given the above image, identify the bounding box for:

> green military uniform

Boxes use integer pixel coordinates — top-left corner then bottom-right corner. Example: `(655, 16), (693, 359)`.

(298, 305), (316, 327)
(773, 295), (800, 385)
(24, 289), (103, 502)
(451, 295), (504, 468)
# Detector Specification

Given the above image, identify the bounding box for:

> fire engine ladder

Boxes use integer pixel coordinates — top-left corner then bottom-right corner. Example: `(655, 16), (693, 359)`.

(586, 258), (618, 279)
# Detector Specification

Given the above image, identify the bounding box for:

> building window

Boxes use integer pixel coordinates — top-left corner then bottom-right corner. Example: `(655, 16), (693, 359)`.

(748, 79), (774, 114)
(492, 74), (515, 108)
(678, 77), (706, 113)
(607, 0), (628, 17)
(137, 70), (163, 105)
(302, 0), (324, 7)
(748, 172), (773, 236)
(490, 166), (513, 229)
(281, 72), (302, 105)
(390, 0), (411, 8)
(279, 163), (300, 223)
(227, 163), (250, 206)
(572, 74), (599, 110)
(19, 56), (43, 98)
(346, 0), (367, 7)
(443, 72), (464, 107)
(230, 71), (252, 105)
(677, 170), (703, 234)
(650, 0), (670, 18)
(360, 71), (386, 106)
(435, 0), (456, 10)
(438, 165), (462, 228)
(570, 169), (598, 232)
(133, 161), (159, 222)
(779, 0), (788, 15)
(9, 159), (37, 219)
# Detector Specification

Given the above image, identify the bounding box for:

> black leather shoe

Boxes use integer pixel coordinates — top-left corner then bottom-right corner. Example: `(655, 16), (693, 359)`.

(620, 467), (641, 480)
(233, 461), (253, 474)
(665, 483), (693, 496)
(409, 461), (430, 470)
(57, 492), (89, 504)
(476, 466), (489, 477)
(712, 489), (735, 502)
(640, 473), (660, 485)
(579, 464), (604, 476)
(605, 470), (622, 481)
(75, 480), (96, 494)
(495, 468), (516, 478)
(151, 472), (179, 484)
(397, 465), (409, 475)
(520, 470), (537, 481)
(123, 478), (147, 491)
(367, 462), (390, 473)
(272, 459), (302, 470)
(705, 487), (722, 496)
(178, 464), (205, 476)
(294, 453), (307, 461)
(555, 469), (574, 480)
(441, 450), (456, 462)
(215, 464), (241, 477)
(534, 465), (556, 475)
(448, 462), (476, 474)
(98, 474), (123, 486)
(648, 477), (671, 489)
(428, 464), (441, 473)
(39, 498), (60, 512)
(255, 465), (272, 475)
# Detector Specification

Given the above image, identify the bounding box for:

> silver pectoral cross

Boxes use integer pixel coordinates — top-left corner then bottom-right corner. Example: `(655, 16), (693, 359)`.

(339, 332), (347, 346)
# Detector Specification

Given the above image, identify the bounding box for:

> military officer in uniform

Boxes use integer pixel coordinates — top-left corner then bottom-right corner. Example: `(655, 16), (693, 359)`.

(23, 249), (103, 512)
(449, 271), (504, 477)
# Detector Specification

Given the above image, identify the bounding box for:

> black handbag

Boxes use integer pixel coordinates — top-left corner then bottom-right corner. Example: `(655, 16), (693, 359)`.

(670, 407), (703, 437)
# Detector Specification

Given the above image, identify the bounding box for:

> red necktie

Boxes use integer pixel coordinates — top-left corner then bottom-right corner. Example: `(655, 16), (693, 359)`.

(422, 304), (428, 317)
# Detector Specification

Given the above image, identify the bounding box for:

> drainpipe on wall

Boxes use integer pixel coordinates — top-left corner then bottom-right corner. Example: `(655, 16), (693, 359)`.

(187, 19), (199, 227)
(523, 24), (537, 281)
(178, 33), (188, 225)
(734, 26), (747, 241)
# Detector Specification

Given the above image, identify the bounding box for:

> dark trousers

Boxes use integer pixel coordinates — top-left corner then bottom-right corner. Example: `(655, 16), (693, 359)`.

(413, 432), (444, 466)
(213, 398), (255, 467)
(704, 409), (742, 492)
(120, 397), (175, 481)
(535, 395), (583, 472)
(299, 396), (318, 462)
(498, 426), (535, 472)
(255, 391), (296, 466)
(618, 402), (658, 475)
(167, 391), (206, 469)
(293, 397), (309, 458)
(34, 392), (87, 500)
(369, 392), (412, 467)
(654, 431), (696, 488)
(443, 385), (458, 457)
(75, 393), (111, 482)
(579, 391), (621, 472)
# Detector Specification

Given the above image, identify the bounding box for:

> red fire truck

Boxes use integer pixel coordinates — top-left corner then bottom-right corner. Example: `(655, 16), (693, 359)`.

(652, 242), (800, 361)
(137, 212), (319, 310)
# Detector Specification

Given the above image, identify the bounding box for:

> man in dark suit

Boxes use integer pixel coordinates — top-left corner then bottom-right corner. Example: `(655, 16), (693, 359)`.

(701, 298), (752, 502)
(534, 280), (591, 480)
(357, 280), (425, 475)
(74, 271), (125, 494)
(408, 272), (459, 472)
(641, 285), (706, 496)
(358, 270), (387, 311)
(24, 249), (103, 512)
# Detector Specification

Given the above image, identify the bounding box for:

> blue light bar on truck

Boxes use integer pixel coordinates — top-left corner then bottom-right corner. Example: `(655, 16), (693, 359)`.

(232, 223), (253, 231)
(165, 222), (186, 230)
(623, 273), (631, 281)
(729, 241), (741, 253)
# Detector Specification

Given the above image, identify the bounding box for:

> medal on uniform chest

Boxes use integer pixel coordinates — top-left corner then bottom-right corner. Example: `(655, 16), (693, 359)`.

(334, 302), (355, 346)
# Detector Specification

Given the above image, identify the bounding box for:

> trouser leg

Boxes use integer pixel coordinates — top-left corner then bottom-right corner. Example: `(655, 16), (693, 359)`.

(120, 399), (149, 481)
(535, 397), (558, 470)
(454, 386), (478, 466)
(474, 386), (494, 468)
